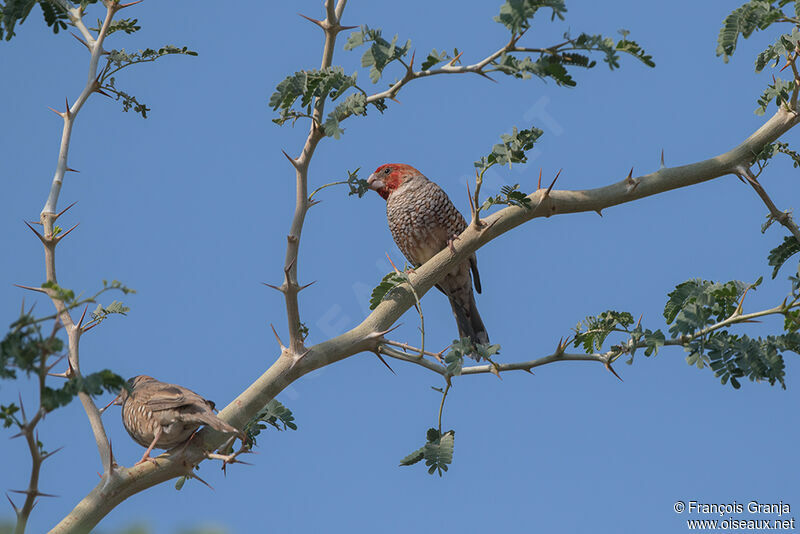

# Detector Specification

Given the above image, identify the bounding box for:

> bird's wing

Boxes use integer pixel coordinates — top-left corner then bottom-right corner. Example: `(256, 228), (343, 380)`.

(143, 384), (210, 412)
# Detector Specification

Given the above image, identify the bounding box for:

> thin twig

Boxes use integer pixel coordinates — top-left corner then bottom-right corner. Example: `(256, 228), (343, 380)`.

(279, 0), (349, 355)
(437, 383), (451, 434)
(381, 339), (447, 362)
(737, 165), (800, 242)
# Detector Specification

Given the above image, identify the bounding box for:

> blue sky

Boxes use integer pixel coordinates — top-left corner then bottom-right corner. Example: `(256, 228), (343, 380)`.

(1, 1), (799, 533)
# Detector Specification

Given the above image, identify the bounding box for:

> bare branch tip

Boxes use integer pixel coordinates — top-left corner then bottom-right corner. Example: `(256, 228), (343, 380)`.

(69, 31), (90, 49)
(448, 50), (463, 66)
(298, 13), (325, 28)
(605, 361), (624, 382)
(270, 324), (286, 350)
(13, 284), (48, 295)
(56, 201), (78, 220)
(116, 0), (144, 10)
(545, 169), (562, 196)
(281, 149), (299, 168)
(77, 304), (89, 330)
(56, 222), (80, 242)
(298, 280), (317, 292)
(5, 493), (19, 515)
(23, 220), (45, 242)
(374, 352), (396, 374)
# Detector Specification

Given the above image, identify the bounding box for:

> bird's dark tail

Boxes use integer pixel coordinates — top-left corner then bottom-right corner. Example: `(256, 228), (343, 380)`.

(449, 291), (489, 350)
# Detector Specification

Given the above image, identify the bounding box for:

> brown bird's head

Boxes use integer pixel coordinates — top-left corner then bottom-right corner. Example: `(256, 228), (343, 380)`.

(367, 163), (423, 200)
(101, 375), (150, 413)
(113, 375), (153, 405)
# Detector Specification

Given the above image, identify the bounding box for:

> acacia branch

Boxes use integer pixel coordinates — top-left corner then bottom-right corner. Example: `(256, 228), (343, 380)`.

(27, 2), (121, 502)
(47, 5), (800, 532)
(41, 2), (115, 217)
(276, 0), (349, 355)
(382, 293), (800, 379)
(365, 34), (515, 106)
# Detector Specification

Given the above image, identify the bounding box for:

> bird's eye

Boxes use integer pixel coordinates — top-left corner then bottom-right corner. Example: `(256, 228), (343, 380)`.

(384, 168), (391, 175)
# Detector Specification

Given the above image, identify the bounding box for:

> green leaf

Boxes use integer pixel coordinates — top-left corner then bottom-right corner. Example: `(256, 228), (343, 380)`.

(573, 310), (635, 353)
(420, 48), (451, 70)
(91, 17), (140, 36)
(475, 126), (543, 174)
(399, 446), (425, 466)
(399, 428), (455, 476)
(42, 370), (126, 412)
(493, 54), (572, 85)
(269, 67), (359, 126)
(475, 343), (501, 361)
(569, 32), (655, 70)
(687, 331), (797, 389)
(344, 26), (411, 83)
(755, 76), (796, 115)
(768, 236), (800, 278)
(480, 184), (533, 212)
(41, 281), (75, 303)
(444, 345), (464, 376)
(614, 38), (655, 68)
(369, 272), (408, 310)
(0, 403), (20, 428)
(324, 93), (367, 138)
(665, 279), (755, 338)
(243, 399), (297, 447)
(494, 0), (567, 35)
(755, 27), (800, 71)
(345, 168), (370, 197)
(423, 430), (455, 477)
(643, 329), (666, 357)
(717, 0), (791, 62)
(755, 141), (800, 170)
(0, 0), (81, 41)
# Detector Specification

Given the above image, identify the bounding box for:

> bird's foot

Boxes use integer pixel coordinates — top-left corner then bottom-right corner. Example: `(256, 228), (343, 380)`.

(134, 455), (159, 467)
(447, 234), (460, 253)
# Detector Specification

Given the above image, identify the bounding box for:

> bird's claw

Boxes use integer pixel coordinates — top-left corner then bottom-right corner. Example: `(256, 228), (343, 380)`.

(447, 234), (460, 253)
(134, 455), (159, 467)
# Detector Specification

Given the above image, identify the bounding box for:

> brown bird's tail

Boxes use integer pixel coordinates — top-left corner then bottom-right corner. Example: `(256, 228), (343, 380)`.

(449, 291), (489, 350)
(188, 411), (243, 439)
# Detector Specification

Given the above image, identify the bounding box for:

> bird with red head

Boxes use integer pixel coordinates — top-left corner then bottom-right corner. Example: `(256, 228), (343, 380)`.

(366, 163), (489, 348)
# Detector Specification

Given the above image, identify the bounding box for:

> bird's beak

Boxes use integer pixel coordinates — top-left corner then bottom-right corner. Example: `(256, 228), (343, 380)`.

(367, 173), (384, 191)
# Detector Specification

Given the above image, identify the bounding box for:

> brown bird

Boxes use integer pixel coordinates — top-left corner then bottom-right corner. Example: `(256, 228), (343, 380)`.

(367, 163), (488, 347)
(111, 375), (242, 465)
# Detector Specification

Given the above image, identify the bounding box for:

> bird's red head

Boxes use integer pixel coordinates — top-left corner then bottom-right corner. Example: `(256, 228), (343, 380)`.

(367, 163), (422, 200)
